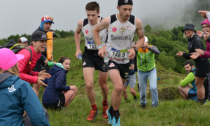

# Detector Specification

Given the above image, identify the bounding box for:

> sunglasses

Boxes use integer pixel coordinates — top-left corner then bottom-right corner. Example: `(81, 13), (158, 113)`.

(201, 26), (209, 29)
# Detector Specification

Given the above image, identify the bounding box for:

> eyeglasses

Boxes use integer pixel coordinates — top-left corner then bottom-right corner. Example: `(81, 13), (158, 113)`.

(41, 16), (53, 22)
(201, 26), (209, 29)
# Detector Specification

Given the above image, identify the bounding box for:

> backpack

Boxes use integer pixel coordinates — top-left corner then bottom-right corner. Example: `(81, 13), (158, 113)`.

(0, 40), (32, 66)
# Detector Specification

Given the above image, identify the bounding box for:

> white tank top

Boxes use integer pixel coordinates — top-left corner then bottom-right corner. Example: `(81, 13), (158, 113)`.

(106, 14), (136, 64)
(82, 17), (107, 50)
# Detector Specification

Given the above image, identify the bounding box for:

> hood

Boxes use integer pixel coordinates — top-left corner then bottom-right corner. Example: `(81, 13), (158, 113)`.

(0, 72), (18, 89)
(49, 64), (68, 75)
(0, 72), (12, 84)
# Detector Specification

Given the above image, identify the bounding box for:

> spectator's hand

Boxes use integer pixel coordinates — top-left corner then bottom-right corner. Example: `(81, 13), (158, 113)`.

(98, 45), (107, 58)
(198, 10), (208, 18)
(38, 70), (51, 78)
(70, 85), (78, 91)
(195, 49), (204, 55)
(176, 51), (184, 57)
(127, 48), (135, 60)
(44, 59), (49, 66)
(190, 52), (200, 59)
(37, 77), (48, 87)
(75, 49), (82, 58)
(197, 31), (204, 37)
(203, 34), (209, 41)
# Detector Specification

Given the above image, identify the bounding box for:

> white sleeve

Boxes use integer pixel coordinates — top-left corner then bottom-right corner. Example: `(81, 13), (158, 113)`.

(207, 12), (210, 22)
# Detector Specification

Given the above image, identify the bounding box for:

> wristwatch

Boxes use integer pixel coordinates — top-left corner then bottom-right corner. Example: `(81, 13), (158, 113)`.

(132, 47), (138, 52)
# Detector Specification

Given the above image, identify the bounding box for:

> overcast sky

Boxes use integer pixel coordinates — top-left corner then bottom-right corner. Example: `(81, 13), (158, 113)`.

(0, 0), (195, 39)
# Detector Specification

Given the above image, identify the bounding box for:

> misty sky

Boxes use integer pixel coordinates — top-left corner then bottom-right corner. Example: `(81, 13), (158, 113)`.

(0, 0), (196, 39)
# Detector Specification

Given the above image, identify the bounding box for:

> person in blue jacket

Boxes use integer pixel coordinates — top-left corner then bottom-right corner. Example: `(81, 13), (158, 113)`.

(0, 48), (50, 126)
(42, 57), (78, 110)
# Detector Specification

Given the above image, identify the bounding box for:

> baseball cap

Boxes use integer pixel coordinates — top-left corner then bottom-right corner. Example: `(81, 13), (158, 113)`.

(31, 31), (49, 41)
(118, 0), (133, 6)
(41, 16), (54, 24)
(0, 48), (24, 70)
(19, 37), (28, 43)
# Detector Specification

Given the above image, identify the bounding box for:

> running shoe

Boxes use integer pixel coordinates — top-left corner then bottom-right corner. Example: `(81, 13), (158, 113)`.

(203, 100), (210, 106)
(87, 109), (98, 121)
(106, 109), (112, 124)
(112, 116), (120, 126)
(102, 105), (108, 118)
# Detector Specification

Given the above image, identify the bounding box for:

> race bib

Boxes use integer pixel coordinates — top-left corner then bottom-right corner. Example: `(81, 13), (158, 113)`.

(110, 48), (128, 59)
(87, 41), (97, 50)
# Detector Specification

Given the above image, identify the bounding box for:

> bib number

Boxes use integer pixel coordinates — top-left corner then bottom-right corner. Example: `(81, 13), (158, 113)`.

(110, 48), (128, 59)
(87, 41), (97, 50)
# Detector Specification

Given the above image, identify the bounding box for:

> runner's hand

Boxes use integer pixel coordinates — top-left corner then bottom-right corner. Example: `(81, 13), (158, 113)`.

(37, 77), (48, 87)
(70, 85), (78, 91)
(38, 70), (51, 78)
(176, 51), (184, 57)
(190, 52), (200, 59)
(198, 10), (208, 18)
(75, 50), (82, 58)
(128, 48), (135, 60)
(98, 45), (107, 58)
(195, 49), (204, 55)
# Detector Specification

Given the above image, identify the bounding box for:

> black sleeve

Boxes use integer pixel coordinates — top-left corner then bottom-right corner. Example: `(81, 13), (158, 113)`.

(149, 46), (160, 55)
(183, 53), (191, 59)
(207, 35), (210, 42)
(40, 54), (47, 62)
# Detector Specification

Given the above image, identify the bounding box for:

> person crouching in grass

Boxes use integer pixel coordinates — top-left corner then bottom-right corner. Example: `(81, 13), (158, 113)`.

(42, 57), (78, 110)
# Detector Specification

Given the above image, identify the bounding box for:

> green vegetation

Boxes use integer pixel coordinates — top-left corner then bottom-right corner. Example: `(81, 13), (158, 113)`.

(1, 24), (210, 125)
(41, 35), (210, 126)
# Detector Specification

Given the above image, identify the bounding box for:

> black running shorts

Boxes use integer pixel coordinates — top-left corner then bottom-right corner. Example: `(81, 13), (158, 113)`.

(82, 47), (107, 72)
(107, 60), (130, 79)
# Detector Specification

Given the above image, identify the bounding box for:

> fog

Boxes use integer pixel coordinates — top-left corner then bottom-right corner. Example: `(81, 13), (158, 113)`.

(0, 0), (196, 39)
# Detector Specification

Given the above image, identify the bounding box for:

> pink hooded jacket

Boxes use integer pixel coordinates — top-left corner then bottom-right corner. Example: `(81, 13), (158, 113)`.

(200, 19), (210, 58)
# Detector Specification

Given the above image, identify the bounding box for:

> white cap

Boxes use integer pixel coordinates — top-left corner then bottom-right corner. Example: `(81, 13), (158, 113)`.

(19, 37), (28, 43)
(144, 36), (148, 43)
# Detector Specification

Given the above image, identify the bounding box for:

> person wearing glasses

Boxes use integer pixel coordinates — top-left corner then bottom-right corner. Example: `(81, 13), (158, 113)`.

(177, 24), (209, 105)
(33, 16), (55, 96)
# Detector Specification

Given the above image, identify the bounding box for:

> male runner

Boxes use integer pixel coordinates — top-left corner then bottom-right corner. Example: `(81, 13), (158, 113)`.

(74, 1), (109, 121)
(93, 0), (144, 125)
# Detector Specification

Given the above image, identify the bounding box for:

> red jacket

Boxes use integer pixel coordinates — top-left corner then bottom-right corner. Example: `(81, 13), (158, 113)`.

(17, 46), (41, 83)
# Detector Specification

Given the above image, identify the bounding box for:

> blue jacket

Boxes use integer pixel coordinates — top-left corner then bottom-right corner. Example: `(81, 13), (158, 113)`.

(42, 64), (70, 104)
(0, 72), (50, 126)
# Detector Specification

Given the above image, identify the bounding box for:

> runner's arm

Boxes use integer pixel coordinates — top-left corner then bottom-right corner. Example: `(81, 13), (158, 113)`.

(75, 20), (83, 57)
(93, 17), (110, 47)
(134, 18), (144, 50)
(180, 72), (195, 87)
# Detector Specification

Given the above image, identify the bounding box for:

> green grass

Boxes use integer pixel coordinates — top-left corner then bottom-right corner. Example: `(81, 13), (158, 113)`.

(40, 36), (210, 126)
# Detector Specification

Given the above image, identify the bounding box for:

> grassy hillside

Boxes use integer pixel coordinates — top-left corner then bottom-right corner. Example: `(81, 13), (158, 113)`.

(42, 36), (210, 126)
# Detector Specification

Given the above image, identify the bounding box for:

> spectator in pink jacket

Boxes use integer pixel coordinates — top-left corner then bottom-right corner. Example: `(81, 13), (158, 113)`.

(18, 31), (51, 96)
(191, 19), (210, 58)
